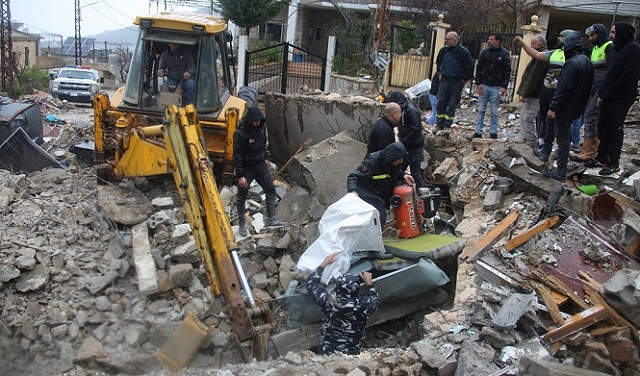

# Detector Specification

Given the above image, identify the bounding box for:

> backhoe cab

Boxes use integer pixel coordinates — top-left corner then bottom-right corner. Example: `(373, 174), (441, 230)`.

(94, 13), (246, 184)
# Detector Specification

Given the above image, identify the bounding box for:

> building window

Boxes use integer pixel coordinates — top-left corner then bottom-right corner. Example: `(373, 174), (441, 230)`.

(314, 26), (322, 41)
(259, 22), (284, 42)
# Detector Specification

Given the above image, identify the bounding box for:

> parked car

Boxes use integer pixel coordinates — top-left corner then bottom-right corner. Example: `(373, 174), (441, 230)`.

(50, 66), (104, 104)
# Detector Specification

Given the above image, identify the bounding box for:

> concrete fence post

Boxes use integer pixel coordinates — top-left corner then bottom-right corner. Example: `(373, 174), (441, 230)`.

(325, 35), (336, 92)
(428, 14), (451, 77)
(237, 35), (248, 94)
(514, 15), (546, 100)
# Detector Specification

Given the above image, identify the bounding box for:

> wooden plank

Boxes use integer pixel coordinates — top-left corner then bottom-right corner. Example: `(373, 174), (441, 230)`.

(578, 271), (602, 291)
(504, 215), (560, 251)
(459, 207), (522, 262)
(531, 280), (565, 327)
(626, 232), (640, 255)
(550, 289), (569, 306)
(583, 285), (639, 341)
(590, 326), (627, 337)
(531, 269), (590, 310)
(540, 304), (608, 345)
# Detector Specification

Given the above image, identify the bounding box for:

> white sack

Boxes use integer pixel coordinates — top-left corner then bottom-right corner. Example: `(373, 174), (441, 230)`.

(296, 193), (385, 284)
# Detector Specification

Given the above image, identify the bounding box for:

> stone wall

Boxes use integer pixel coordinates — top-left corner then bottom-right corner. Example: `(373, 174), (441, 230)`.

(328, 73), (379, 97)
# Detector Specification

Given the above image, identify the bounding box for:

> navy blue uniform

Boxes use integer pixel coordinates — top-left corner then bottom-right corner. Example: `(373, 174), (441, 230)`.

(306, 267), (380, 355)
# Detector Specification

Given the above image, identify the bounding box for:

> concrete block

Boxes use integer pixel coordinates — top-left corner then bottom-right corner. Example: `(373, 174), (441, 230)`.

(518, 356), (611, 376)
(276, 186), (310, 223)
(131, 223), (158, 295)
(483, 188), (504, 211)
(285, 132), (367, 207)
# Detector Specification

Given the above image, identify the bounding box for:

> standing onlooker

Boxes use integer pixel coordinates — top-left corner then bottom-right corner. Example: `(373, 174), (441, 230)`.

(234, 106), (286, 236)
(539, 31), (594, 182)
(515, 35), (548, 148)
(470, 33), (512, 140)
(385, 91), (426, 188)
(427, 73), (440, 125)
(516, 30), (574, 154)
(347, 142), (415, 228)
(570, 23), (614, 162)
(305, 252), (380, 355)
(586, 22), (640, 175)
(366, 102), (402, 155)
(434, 32), (474, 131)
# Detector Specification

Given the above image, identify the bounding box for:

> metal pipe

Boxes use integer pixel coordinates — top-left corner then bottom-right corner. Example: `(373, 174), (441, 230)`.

(231, 249), (255, 307)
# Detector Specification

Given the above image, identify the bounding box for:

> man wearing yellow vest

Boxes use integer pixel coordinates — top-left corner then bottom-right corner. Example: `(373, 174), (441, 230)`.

(516, 30), (573, 160)
(571, 24), (614, 162)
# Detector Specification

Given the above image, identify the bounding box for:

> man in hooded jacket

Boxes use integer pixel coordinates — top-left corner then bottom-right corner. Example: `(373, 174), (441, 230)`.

(234, 106), (285, 236)
(306, 252), (380, 355)
(585, 22), (640, 175)
(571, 23), (614, 162)
(540, 31), (594, 182)
(385, 90), (426, 188)
(347, 142), (415, 228)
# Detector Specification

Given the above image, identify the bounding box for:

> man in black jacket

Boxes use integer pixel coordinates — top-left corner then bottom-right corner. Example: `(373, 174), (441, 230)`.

(571, 23), (614, 162)
(234, 106), (285, 236)
(347, 142), (415, 228)
(367, 102), (402, 155)
(586, 22), (640, 175)
(385, 90), (426, 188)
(540, 31), (594, 182)
(471, 33), (512, 139)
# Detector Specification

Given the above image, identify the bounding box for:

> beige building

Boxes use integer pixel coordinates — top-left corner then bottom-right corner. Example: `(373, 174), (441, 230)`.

(8, 29), (40, 68)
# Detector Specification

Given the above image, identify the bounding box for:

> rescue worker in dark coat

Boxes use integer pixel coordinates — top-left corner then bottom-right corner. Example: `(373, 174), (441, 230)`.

(234, 106), (285, 236)
(384, 90), (426, 188)
(587, 22), (640, 175)
(541, 31), (594, 182)
(347, 142), (415, 227)
(305, 252), (380, 355)
(366, 102), (402, 155)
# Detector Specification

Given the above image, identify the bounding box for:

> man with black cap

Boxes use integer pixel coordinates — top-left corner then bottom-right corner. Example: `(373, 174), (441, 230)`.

(539, 31), (594, 181)
(586, 22), (640, 175)
(571, 23), (614, 163)
(347, 142), (415, 228)
(516, 30), (574, 155)
(384, 90), (426, 188)
(306, 252), (380, 355)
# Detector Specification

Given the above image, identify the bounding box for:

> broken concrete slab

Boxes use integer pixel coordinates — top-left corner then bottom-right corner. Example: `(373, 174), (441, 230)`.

(518, 356), (612, 376)
(275, 186), (311, 224)
(454, 340), (500, 376)
(285, 131), (367, 206)
(97, 184), (152, 225)
(265, 92), (383, 166)
(600, 269), (640, 327)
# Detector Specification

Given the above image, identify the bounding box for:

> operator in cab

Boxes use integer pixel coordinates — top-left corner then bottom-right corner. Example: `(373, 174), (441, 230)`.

(157, 43), (196, 105)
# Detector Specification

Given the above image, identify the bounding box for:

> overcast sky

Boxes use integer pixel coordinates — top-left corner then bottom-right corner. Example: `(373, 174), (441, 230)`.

(12, 0), (204, 39)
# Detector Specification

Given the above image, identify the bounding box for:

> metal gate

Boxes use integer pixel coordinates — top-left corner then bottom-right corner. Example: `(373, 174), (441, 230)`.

(245, 42), (326, 94)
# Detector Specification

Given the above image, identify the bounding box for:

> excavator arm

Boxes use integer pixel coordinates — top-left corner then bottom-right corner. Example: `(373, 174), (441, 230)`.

(162, 104), (272, 360)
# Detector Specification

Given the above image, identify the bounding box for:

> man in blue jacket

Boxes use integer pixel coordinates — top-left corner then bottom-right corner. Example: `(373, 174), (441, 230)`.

(306, 252), (380, 355)
(540, 31), (594, 182)
(434, 31), (474, 132)
(234, 106), (285, 236)
(385, 90), (426, 188)
(471, 33), (512, 139)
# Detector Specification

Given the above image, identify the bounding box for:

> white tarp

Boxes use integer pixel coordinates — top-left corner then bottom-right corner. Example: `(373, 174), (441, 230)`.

(296, 193), (385, 284)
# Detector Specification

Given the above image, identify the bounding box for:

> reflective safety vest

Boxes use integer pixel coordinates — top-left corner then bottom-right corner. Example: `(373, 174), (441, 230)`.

(544, 49), (565, 89)
(591, 40), (612, 70)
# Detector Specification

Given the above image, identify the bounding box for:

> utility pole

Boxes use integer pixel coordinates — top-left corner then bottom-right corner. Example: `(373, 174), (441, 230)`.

(0, 0), (13, 96)
(75, 0), (82, 65)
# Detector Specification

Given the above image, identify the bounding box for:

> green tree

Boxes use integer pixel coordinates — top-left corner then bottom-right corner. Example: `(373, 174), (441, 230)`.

(216, 0), (291, 33)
